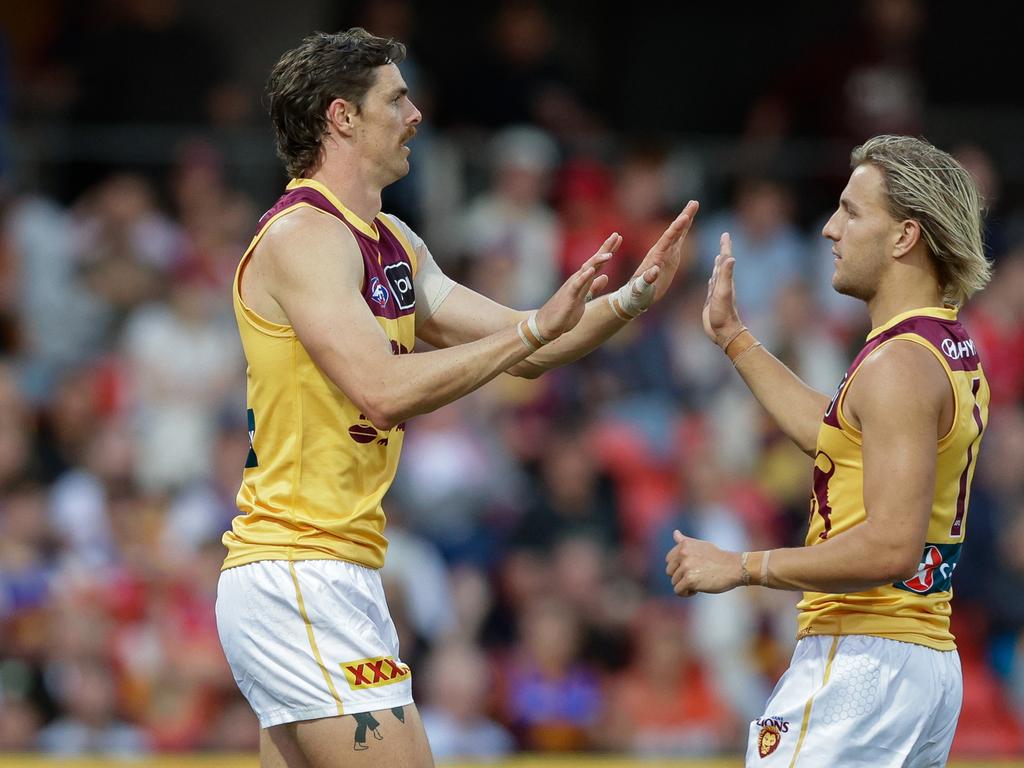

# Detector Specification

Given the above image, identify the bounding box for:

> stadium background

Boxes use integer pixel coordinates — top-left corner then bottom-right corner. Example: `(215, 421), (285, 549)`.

(1, 0), (1024, 765)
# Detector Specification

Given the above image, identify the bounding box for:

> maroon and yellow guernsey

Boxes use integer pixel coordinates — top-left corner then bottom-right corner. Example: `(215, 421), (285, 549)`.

(222, 179), (419, 571)
(798, 307), (989, 650)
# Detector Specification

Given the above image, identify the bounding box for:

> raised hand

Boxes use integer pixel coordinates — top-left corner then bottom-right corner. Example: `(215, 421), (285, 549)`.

(665, 529), (741, 596)
(702, 232), (744, 347)
(632, 200), (700, 304)
(534, 248), (613, 340)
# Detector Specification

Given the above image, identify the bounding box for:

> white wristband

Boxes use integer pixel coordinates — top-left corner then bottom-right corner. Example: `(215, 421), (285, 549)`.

(607, 274), (656, 320)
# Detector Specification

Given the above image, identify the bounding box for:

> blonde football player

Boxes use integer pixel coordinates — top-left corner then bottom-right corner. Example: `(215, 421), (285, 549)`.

(667, 135), (990, 766)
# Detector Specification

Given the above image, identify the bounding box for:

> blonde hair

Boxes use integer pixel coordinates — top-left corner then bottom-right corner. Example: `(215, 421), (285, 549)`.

(851, 135), (991, 305)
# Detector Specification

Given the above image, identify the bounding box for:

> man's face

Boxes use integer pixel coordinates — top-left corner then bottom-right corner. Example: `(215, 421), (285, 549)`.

(821, 164), (899, 302)
(352, 63), (422, 184)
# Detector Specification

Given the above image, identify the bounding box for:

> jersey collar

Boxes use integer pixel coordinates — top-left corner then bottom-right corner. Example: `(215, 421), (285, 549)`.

(867, 306), (959, 341)
(287, 178), (380, 241)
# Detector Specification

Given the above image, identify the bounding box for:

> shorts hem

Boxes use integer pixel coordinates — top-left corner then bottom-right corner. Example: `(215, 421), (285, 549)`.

(257, 694), (415, 729)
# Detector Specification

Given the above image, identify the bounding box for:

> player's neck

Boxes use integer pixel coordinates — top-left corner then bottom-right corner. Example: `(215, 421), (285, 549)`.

(866, 279), (946, 329)
(308, 159), (383, 226)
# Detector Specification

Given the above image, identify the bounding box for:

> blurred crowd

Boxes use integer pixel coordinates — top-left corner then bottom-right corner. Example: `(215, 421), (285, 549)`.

(2, 0), (1024, 760)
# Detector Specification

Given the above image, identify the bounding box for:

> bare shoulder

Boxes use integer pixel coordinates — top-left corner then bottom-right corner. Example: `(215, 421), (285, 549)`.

(847, 339), (949, 424)
(243, 208), (365, 325)
(258, 206), (360, 276)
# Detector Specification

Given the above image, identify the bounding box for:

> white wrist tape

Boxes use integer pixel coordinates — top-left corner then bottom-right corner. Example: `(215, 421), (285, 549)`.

(527, 312), (549, 345)
(607, 274), (656, 321)
(517, 312), (549, 352)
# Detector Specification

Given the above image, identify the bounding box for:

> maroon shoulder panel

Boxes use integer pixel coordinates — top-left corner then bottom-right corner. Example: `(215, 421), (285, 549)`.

(252, 187), (416, 323)
(822, 313), (981, 429)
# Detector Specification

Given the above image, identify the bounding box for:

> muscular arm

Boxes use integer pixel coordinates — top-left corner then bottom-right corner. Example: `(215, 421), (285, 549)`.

(667, 340), (948, 595)
(703, 237), (829, 455)
(420, 202), (699, 377)
(417, 282), (630, 378)
(261, 211), (597, 430)
(729, 345), (831, 456)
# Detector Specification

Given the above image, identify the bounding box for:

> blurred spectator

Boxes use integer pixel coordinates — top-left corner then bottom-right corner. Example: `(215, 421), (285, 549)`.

(459, 125), (561, 309)
(697, 178), (806, 328)
(746, 0), (926, 146)
(500, 596), (602, 751)
(37, 659), (148, 755)
(511, 421), (620, 553)
(4, 194), (111, 397)
(161, 422), (249, 558)
(602, 602), (736, 755)
(444, 0), (596, 140)
(71, 174), (185, 324)
(121, 269), (242, 494)
(963, 248), (1024, 410)
(419, 640), (513, 763)
(762, 281), (847, 393)
(169, 139), (258, 295)
(651, 452), (774, 723)
(48, 417), (132, 570)
(0, 365), (34, 489)
(392, 400), (523, 564)
(381, 520), (456, 652)
(954, 143), (1011, 260)
(32, 364), (107, 483)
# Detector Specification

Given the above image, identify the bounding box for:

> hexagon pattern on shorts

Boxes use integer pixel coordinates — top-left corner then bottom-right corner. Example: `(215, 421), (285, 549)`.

(819, 652), (881, 724)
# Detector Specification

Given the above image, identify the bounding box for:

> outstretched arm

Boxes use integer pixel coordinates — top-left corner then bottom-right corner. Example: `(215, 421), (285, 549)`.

(666, 341), (946, 595)
(261, 210), (605, 430)
(418, 201), (699, 377)
(702, 233), (830, 455)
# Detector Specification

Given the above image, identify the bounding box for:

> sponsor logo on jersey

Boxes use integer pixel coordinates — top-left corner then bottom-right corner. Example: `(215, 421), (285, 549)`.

(823, 373), (847, 419)
(369, 277), (390, 307)
(895, 542), (962, 594)
(245, 408), (258, 468)
(348, 415), (406, 446)
(755, 716), (789, 758)
(941, 337), (976, 361)
(384, 262), (415, 310)
(342, 655), (410, 690)
(810, 451), (836, 540)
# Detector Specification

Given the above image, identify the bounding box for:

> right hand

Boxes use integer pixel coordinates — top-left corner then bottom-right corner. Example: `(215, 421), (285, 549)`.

(535, 248), (613, 341)
(702, 232), (744, 347)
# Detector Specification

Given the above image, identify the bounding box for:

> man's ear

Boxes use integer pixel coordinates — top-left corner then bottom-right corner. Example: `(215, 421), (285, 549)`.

(326, 98), (357, 138)
(893, 219), (922, 259)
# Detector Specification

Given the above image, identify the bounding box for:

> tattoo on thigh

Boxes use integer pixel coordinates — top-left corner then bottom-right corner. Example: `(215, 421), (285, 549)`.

(350, 707), (406, 750)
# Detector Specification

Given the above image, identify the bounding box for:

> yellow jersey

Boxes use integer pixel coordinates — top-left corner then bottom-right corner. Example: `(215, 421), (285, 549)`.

(222, 179), (419, 571)
(797, 307), (989, 650)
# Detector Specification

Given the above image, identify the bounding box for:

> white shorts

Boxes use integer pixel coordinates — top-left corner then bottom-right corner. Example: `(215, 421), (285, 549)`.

(747, 635), (961, 767)
(216, 559), (413, 729)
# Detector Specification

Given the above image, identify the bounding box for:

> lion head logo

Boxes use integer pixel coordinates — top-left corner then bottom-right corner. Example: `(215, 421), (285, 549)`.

(758, 724), (781, 758)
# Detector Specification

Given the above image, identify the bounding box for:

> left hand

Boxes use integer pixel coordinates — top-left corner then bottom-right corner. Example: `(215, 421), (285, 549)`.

(665, 529), (742, 597)
(632, 200), (700, 304)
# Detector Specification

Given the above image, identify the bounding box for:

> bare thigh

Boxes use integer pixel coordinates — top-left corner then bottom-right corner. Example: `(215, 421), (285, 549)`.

(262, 703), (434, 768)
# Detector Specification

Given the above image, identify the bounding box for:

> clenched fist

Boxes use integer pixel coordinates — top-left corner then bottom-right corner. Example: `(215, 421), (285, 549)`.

(665, 530), (744, 597)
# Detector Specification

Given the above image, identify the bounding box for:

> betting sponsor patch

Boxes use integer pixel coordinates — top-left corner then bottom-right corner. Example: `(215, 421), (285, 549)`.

(341, 655), (411, 690)
(894, 542), (962, 595)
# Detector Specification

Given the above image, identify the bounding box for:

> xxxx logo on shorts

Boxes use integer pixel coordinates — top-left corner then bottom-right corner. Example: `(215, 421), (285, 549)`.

(756, 716), (790, 759)
(342, 656), (411, 690)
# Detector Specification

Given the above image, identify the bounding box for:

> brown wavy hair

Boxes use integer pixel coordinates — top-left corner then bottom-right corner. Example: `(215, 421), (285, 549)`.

(267, 28), (406, 178)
